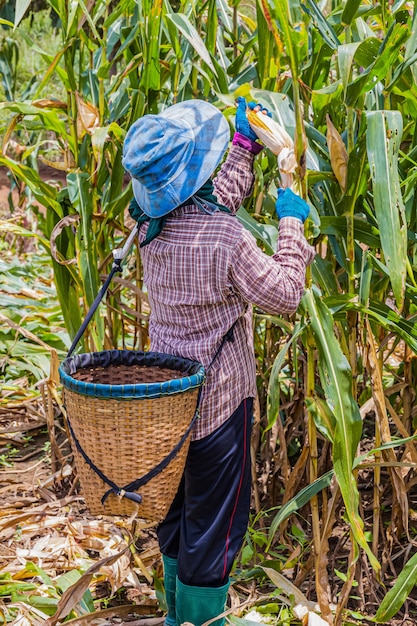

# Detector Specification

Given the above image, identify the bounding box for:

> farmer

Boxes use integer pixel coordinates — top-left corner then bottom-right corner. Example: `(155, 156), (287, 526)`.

(122, 97), (315, 626)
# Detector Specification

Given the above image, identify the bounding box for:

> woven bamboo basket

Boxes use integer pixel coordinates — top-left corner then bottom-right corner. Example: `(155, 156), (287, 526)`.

(59, 350), (205, 521)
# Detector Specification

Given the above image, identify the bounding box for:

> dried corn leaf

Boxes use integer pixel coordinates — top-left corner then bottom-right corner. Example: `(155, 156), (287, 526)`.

(308, 612), (331, 625)
(37, 464), (73, 489)
(6, 602), (49, 626)
(38, 155), (68, 172)
(50, 215), (79, 266)
(365, 319), (409, 538)
(32, 99), (67, 110)
(44, 546), (130, 626)
(16, 535), (70, 564)
(262, 566), (318, 612)
(75, 93), (99, 136)
(62, 604), (158, 625)
(326, 114), (347, 192)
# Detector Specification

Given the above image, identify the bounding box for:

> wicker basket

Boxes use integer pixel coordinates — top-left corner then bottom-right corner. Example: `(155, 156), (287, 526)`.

(59, 350), (205, 521)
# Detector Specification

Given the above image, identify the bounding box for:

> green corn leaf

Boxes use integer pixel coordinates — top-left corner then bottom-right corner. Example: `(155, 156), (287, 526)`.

(22, 562), (56, 591)
(359, 300), (417, 352)
(207, 53), (229, 94)
(216, 0), (233, 33)
(345, 23), (409, 107)
(374, 551), (417, 622)
(237, 207), (277, 255)
(0, 581), (38, 596)
(356, 434), (417, 468)
(229, 64), (258, 91)
(0, 42), (18, 100)
(366, 110), (407, 311)
(74, 0), (104, 45)
(323, 293), (417, 352)
(205, 0), (218, 56)
(140, 0), (163, 93)
(302, 0), (340, 50)
(341, 0), (362, 26)
(56, 570), (95, 614)
(251, 88), (296, 133)
(0, 101), (68, 136)
(66, 174), (103, 349)
(405, 7), (417, 85)
(228, 618), (265, 626)
(10, 593), (58, 614)
(91, 123), (125, 159)
(338, 42), (361, 93)
(353, 36), (381, 68)
(340, 131), (369, 216)
(311, 255), (341, 298)
(67, 173), (101, 309)
(267, 470), (334, 546)
(268, 0), (304, 80)
(320, 216), (381, 248)
(304, 287), (380, 574)
(266, 323), (307, 430)
(166, 13), (217, 75)
(305, 395), (336, 442)
(386, 49), (417, 92)
(256, 0), (275, 88)
(0, 156), (61, 214)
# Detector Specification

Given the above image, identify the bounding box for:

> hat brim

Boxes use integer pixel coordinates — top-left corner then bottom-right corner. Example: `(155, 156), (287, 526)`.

(132, 100), (230, 218)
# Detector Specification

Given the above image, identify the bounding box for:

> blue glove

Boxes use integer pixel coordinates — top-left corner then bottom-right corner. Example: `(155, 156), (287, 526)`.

(235, 96), (271, 142)
(275, 188), (310, 223)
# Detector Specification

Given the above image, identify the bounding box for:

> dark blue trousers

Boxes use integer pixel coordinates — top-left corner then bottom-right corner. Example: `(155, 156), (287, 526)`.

(157, 398), (253, 587)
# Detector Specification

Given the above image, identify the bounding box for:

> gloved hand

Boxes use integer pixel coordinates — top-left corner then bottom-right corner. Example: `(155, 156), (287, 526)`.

(235, 96), (271, 141)
(275, 188), (310, 223)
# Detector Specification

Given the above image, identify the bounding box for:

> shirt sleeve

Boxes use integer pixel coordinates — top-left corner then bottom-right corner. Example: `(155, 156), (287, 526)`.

(213, 144), (256, 215)
(229, 217), (316, 315)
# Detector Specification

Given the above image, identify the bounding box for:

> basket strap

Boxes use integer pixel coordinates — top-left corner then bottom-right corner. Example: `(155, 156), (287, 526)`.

(205, 315), (239, 373)
(66, 387), (202, 507)
(67, 312), (243, 508)
(65, 412), (133, 501)
(101, 315), (243, 503)
(101, 387), (203, 506)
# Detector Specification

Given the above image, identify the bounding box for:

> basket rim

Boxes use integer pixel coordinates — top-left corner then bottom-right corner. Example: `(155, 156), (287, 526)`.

(59, 349), (205, 399)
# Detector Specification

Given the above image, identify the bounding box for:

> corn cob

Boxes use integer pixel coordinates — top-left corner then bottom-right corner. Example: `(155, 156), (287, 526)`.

(247, 109), (297, 189)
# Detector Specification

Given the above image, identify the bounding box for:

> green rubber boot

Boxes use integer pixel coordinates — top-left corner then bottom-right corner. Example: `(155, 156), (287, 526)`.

(176, 578), (229, 626)
(162, 555), (178, 626)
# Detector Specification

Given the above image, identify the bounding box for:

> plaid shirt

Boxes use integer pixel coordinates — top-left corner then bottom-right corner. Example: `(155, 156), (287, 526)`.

(138, 144), (316, 440)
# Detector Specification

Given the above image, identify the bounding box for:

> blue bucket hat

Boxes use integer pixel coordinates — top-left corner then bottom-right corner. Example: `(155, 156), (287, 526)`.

(122, 100), (230, 218)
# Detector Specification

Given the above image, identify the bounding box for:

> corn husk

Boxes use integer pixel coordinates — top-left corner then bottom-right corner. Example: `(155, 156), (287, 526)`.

(247, 109), (293, 155)
(326, 113), (348, 192)
(75, 92), (99, 136)
(247, 109), (297, 189)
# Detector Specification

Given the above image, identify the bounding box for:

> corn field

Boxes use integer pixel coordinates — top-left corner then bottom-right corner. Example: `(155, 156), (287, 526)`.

(1, 0), (417, 624)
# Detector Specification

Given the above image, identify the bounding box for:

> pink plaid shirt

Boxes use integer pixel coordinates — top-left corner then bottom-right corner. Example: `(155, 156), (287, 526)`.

(138, 144), (316, 440)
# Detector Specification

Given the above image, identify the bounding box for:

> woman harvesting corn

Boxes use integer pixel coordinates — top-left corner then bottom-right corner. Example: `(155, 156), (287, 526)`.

(122, 97), (315, 626)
